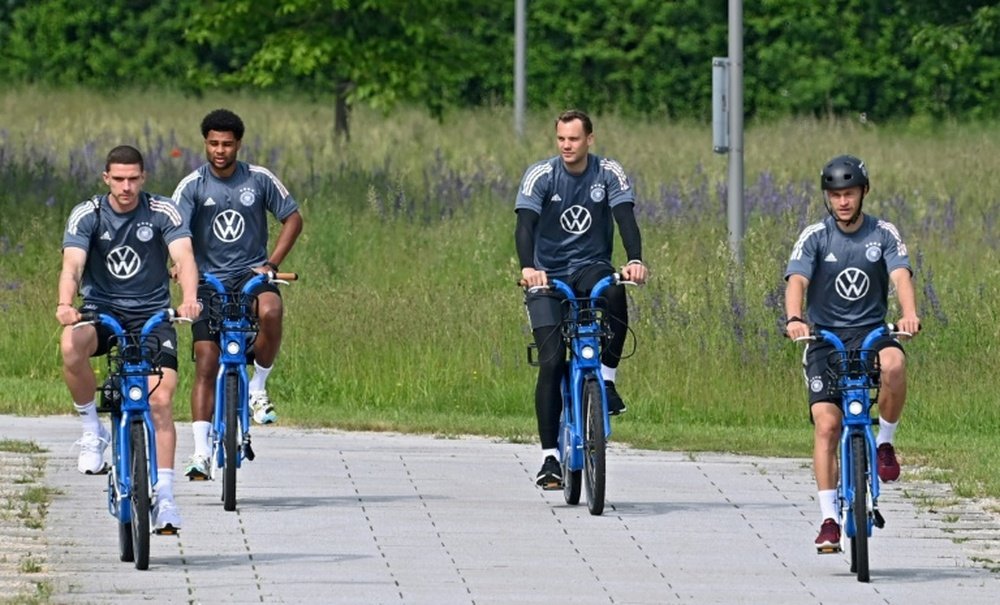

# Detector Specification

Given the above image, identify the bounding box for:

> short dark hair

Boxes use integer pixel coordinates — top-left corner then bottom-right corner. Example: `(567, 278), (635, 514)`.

(201, 108), (245, 140)
(555, 109), (593, 135)
(105, 145), (144, 171)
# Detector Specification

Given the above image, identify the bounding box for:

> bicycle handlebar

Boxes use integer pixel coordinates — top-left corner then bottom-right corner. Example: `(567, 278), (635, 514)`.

(203, 270), (298, 297)
(73, 308), (185, 339)
(792, 323), (913, 348)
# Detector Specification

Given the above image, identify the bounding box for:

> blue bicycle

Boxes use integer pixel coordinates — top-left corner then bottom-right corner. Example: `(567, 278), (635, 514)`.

(202, 270), (296, 511)
(83, 309), (186, 570)
(528, 274), (634, 516)
(796, 323), (910, 583)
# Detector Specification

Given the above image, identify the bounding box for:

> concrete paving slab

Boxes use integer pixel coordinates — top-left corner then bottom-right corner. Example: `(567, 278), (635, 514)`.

(1, 414), (998, 604)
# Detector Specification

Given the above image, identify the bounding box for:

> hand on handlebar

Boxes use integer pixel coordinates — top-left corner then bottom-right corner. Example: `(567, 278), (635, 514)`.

(56, 305), (82, 326)
(520, 267), (548, 289)
(785, 318), (811, 341)
(620, 261), (648, 285)
(893, 315), (921, 338)
(176, 300), (202, 321)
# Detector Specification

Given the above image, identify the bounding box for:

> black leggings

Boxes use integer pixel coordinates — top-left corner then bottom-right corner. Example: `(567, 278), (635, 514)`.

(532, 276), (628, 450)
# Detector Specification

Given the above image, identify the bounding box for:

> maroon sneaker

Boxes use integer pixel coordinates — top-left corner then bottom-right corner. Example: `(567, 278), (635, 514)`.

(815, 518), (841, 553)
(877, 443), (901, 483)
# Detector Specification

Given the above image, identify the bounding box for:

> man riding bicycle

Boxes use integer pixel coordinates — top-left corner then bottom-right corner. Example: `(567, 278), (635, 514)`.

(57, 145), (200, 533)
(515, 110), (647, 489)
(783, 154), (920, 551)
(172, 109), (303, 480)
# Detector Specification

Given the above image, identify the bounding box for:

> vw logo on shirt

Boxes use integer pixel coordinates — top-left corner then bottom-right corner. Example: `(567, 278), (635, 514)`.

(106, 246), (141, 279)
(213, 210), (245, 242)
(835, 267), (870, 301)
(560, 205), (592, 234)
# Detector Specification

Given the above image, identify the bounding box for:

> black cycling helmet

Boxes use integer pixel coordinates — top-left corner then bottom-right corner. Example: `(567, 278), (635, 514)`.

(820, 155), (869, 192)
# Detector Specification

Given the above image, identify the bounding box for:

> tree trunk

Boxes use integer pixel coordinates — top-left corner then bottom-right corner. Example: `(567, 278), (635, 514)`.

(334, 80), (354, 142)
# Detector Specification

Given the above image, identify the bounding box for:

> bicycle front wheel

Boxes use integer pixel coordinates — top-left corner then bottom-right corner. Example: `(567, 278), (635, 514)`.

(850, 433), (870, 582)
(583, 378), (606, 516)
(129, 420), (151, 570)
(222, 372), (239, 512)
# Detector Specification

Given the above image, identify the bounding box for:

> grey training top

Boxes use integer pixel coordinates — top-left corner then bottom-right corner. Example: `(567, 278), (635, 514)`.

(514, 154), (635, 276)
(172, 161), (299, 282)
(785, 214), (912, 328)
(62, 192), (189, 314)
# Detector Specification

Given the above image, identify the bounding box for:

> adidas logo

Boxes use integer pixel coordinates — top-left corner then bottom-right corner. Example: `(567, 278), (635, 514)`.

(551, 194), (562, 202)
(162, 340), (175, 350)
(824, 252), (838, 262)
(204, 198), (217, 207)
(100, 231), (112, 241)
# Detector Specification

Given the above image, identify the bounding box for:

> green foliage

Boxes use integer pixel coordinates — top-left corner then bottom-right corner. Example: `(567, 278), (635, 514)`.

(0, 0), (200, 89)
(2, 0), (999, 122)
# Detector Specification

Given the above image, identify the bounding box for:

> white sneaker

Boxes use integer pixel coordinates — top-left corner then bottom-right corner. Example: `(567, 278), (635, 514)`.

(75, 429), (111, 474)
(250, 391), (277, 424)
(153, 498), (181, 534)
(184, 453), (211, 481)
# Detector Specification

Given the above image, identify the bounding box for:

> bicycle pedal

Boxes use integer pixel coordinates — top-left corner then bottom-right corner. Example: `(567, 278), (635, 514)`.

(816, 545), (842, 555)
(154, 526), (179, 536)
(538, 480), (563, 491)
(85, 463), (111, 476)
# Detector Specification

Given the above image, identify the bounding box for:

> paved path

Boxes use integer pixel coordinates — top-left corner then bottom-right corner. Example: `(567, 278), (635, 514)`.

(2, 414), (998, 604)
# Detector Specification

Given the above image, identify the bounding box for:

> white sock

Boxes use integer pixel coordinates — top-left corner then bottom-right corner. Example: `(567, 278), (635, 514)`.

(877, 417), (898, 446)
(818, 489), (838, 521)
(601, 365), (617, 383)
(191, 421), (212, 457)
(248, 362), (273, 393)
(542, 448), (559, 461)
(74, 400), (102, 435)
(155, 469), (175, 502)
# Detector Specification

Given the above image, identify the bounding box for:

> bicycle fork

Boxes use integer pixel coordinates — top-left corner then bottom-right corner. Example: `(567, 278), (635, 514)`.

(109, 407), (158, 521)
(840, 426), (885, 537)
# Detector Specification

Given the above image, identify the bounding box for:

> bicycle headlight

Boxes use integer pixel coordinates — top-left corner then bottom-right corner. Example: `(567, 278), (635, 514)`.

(848, 400), (864, 416)
(128, 386), (143, 401)
(226, 340), (241, 355)
(581, 345), (596, 360)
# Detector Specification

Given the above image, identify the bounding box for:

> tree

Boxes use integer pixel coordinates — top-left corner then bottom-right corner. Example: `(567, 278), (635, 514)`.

(185, 0), (484, 140)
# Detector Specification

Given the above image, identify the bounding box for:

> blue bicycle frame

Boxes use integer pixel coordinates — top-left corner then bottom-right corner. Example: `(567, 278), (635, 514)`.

(96, 310), (175, 522)
(553, 276), (615, 473)
(202, 272), (268, 479)
(815, 326), (886, 540)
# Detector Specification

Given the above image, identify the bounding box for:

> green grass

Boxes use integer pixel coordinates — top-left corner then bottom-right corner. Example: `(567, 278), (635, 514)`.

(2, 87), (1000, 501)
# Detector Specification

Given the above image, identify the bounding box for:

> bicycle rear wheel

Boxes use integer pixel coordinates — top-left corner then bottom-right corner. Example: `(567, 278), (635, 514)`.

(850, 433), (870, 582)
(129, 420), (151, 570)
(583, 378), (606, 515)
(222, 372), (239, 512)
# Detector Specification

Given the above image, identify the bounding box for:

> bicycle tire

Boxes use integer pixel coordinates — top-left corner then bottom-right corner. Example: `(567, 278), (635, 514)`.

(850, 433), (870, 582)
(111, 418), (134, 563)
(222, 372), (239, 512)
(561, 408), (581, 505)
(583, 378), (606, 515)
(130, 420), (151, 570)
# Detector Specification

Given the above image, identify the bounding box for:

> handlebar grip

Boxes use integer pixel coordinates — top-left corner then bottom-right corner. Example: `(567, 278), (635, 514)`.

(78, 311), (97, 323)
(275, 272), (298, 281)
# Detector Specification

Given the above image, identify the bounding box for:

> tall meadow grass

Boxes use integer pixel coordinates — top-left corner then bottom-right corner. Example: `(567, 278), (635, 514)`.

(2, 87), (999, 497)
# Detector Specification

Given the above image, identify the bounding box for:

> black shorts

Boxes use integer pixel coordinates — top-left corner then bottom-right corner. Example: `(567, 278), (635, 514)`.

(524, 262), (615, 330)
(192, 270), (281, 343)
(79, 302), (178, 371)
(802, 326), (904, 406)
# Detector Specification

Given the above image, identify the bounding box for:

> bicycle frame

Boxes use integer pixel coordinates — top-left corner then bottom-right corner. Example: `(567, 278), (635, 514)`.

(815, 325), (887, 544)
(202, 271), (268, 475)
(94, 310), (174, 522)
(552, 276), (616, 473)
